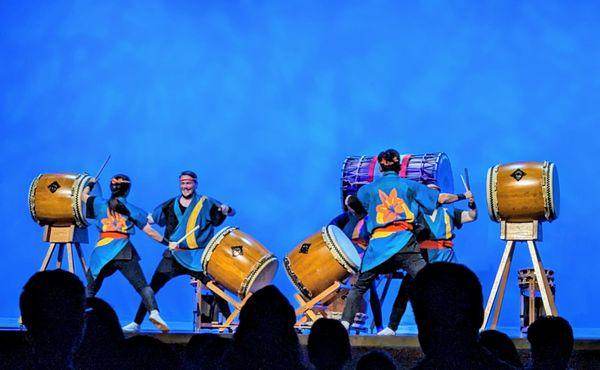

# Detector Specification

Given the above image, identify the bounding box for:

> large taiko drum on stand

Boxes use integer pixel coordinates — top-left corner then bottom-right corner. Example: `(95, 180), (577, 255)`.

(284, 225), (361, 301)
(341, 153), (454, 209)
(486, 161), (559, 222)
(29, 173), (95, 228)
(201, 227), (278, 298)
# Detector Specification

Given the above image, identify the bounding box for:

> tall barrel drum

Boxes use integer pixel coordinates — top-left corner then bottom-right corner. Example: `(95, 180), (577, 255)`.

(341, 153), (454, 210)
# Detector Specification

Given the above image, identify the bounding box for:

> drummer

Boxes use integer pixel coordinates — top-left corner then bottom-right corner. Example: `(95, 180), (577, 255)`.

(329, 195), (383, 332)
(340, 149), (471, 333)
(377, 183), (478, 336)
(82, 174), (170, 332)
(122, 170), (235, 333)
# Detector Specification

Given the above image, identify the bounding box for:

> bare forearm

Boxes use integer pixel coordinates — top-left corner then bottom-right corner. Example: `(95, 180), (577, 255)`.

(143, 224), (165, 243)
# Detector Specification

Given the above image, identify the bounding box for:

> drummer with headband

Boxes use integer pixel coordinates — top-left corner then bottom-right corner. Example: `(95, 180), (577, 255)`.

(340, 149), (471, 334)
(82, 174), (170, 332)
(378, 182), (478, 335)
(122, 170), (235, 333)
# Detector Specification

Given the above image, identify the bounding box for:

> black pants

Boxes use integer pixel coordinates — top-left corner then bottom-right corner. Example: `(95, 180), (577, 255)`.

(342, 242), (426, 325)
(387, 249), (429, 330)
(86, 257), (158, 312)
(369, 281), (383, 329)
(133, 251), (231, 325)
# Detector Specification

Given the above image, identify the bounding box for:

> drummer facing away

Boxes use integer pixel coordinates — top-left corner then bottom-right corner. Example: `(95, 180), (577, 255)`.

(82, 174), (170, 332)
(122, 170), (235, 333)
(341, 149), (472, 332)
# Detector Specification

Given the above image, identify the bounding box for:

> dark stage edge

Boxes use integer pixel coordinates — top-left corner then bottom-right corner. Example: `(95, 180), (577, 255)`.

(145, 332), (600, 351)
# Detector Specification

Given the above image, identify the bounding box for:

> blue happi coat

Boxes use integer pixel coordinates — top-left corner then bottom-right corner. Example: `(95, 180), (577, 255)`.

(358, 171), (438, 272)
(151, 194), (223, 272)
(88, 196), (148, 279)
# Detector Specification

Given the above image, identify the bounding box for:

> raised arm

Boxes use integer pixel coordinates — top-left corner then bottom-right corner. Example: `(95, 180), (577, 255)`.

(438, 190), (472, 205)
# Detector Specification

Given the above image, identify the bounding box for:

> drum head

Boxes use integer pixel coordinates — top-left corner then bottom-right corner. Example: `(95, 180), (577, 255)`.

(326, 225), (361, 272)
(549, 162), (560, 220)
(435, 153), (454, 193)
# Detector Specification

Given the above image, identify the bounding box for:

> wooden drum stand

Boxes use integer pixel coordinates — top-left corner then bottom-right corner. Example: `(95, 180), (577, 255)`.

(481, 221), (558, 330)
(39, 225), (89, 275)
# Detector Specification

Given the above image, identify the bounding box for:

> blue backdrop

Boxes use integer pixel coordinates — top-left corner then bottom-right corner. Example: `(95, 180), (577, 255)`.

(1, 0), (598, 333)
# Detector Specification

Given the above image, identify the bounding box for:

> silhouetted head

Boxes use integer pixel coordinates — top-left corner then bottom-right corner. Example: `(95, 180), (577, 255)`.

(75, 297), (125, 369)
(19, 269), (85, 368)
(184, 333), (230, 370)
(123, 335), (180, 369)
(308, 318), (351, 370)
(410, 263), (484, 355)
(356, 350), (396, 370)
(479, 330), (522, 367)
(527, 316), (573, 369)
(231, 285), (303, 369)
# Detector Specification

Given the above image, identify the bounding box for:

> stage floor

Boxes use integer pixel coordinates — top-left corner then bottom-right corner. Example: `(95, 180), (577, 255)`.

(2, 317), (600, 350)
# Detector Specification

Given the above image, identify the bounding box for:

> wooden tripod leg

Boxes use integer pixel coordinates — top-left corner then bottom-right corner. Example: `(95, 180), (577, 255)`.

(206, 281), (240, 309)
(295, 281), (341, 316)
(482, 240), (515, 330)
(491, 240), (516, 328)
(40, 243), (57, 271)
(66, 243), (75, 273)
(294, 294), (319, 324)
(74, 243), (88, 272)
(527, 241), (558, 316)
(56, 244), (65, 269)
(528, 285), (536, 326)
(219, 293), (252, 333)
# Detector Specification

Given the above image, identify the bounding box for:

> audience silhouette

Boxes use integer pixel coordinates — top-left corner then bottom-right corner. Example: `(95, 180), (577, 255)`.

(184, 333), (231, 370)
(307, 318), (351, 370)
(409, 262), (515, 369)
(356, 350), (397, 370)
(75, 297), (125, 369)
(224, 285), (304, 370)
(479, 329), (522, 368)
(527, 315), (573, 370)
(19, 269), (86, 370)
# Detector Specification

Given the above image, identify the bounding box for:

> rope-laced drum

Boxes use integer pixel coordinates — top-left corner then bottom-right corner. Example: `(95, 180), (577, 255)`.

(201, 227), (278, 298)
(340, 153), (454, 210)
(284, 225), (361, 301)
(28, 173), (94, 228)
(486, 161), (559, 222)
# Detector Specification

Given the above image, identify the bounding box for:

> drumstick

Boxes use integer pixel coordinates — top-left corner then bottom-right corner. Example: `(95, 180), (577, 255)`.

(460, 174), (470, 192)
(464, 168), (471, 190)
(174, 225), (200, 245)
(93, 155), (111, 181)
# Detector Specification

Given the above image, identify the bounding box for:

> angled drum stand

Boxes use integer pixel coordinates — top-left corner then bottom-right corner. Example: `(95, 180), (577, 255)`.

(193, 279), (252, 333)
(39, 225), (89, 275)
(481, 221), (558, 330)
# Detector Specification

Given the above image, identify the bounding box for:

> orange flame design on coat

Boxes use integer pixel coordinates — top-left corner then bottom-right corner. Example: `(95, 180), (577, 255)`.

(375, 188), (413, 224)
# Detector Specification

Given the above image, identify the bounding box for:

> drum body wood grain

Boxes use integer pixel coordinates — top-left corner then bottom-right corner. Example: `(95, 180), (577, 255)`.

(201, 227), (278, 298)
(486, 161), (559, 222)
(284, 225), (361, 301)
(29, 173), (93, 228)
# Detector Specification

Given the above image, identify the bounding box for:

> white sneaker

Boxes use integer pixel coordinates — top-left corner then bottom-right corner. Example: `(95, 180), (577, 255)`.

(149, 310), (170, 333)
(377, 327), (396, 336)
(122, 322), (140, 333)
(341, 320), (350, 330)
